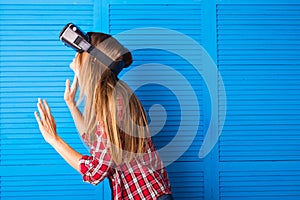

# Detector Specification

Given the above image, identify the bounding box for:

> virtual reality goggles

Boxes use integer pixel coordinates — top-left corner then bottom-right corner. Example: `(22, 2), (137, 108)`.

(59, 23), (125, 75)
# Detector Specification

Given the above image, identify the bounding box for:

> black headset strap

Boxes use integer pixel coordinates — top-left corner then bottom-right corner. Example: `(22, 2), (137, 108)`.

(87, 46), (125, 75)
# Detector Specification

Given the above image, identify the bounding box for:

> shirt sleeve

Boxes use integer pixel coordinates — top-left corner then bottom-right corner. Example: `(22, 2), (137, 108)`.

(79, 129), (114, 185)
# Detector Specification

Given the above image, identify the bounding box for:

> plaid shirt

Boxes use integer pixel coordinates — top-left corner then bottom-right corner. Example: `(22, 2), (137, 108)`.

(79, 95), (172, 199)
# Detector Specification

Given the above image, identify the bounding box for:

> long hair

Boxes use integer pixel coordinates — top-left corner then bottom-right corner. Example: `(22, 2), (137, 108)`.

(95, 69), (148, 165)
(76, 32), (146, 164)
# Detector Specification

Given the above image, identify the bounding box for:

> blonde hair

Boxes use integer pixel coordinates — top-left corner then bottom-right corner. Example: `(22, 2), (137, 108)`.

(95, 69), (148, 165)
(76, 32), (147, 165)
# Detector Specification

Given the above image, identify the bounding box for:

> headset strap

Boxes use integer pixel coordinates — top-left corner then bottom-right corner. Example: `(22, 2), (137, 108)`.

(88, 46), (125, 75)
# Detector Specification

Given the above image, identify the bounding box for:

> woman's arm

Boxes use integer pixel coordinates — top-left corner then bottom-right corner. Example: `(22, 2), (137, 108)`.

(35, 98), (112, 184)
(64, 76), (85, 136)
(35, 98), (82, 172)
(67, 102), (85, 136)
(51, 136), (82, 172)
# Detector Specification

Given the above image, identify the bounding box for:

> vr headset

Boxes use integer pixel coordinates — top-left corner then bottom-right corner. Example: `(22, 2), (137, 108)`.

(59, 23), (125, 75)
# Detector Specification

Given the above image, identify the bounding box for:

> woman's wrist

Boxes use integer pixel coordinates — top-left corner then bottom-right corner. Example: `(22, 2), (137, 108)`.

(67, 101), (76, 111)
(48, 133), (60, 146)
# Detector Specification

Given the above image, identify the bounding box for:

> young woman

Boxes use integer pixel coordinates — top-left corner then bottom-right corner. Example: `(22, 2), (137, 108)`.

(34, 32), (174, 200)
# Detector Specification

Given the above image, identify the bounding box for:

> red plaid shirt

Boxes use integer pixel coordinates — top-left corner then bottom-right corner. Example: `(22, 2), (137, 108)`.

(79, 95), (172, 199)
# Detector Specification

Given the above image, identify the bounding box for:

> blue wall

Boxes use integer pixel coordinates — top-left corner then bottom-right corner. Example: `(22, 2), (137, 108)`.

(0, 0), (300, 199)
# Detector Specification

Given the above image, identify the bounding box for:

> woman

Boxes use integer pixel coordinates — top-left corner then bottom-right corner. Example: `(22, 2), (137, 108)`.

(34, 32), (173, 200)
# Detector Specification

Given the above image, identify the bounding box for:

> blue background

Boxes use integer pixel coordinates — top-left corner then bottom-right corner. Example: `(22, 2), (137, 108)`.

(0, 0), (300, 199)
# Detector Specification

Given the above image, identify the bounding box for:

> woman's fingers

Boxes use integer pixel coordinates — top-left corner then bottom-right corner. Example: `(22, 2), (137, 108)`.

(64, 76), (78, 108)
(37, 99), (46, 121)
(43, 99), (52, 117)
(65, 79), (71, 93)
(37, 98), (53, 124)
(65, 76), (78, 95)
(34, 111), (42, 126)
(71, 75), (78, 93)
(34, 99), (58, 144)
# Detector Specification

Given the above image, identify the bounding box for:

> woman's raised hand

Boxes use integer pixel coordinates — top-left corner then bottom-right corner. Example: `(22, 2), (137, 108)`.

(64, 75), (78, 109)
(34, 98), (58, 145)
